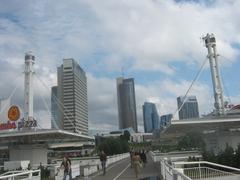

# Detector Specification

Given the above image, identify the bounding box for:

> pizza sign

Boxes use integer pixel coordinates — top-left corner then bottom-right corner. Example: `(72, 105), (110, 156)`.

(8, 105), (20, 121)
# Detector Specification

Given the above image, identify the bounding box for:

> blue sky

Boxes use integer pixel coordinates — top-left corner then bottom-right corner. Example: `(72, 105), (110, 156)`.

(0, 0), (240, 132)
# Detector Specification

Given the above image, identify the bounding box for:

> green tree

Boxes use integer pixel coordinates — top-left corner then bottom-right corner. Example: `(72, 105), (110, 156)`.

(98, 137), (129, 155)
(123, 130), (130, 141)
(177, 132), (206, 150)
(234, 144), (240, 168)
(202, 150), (217, 163)
(217, 144), (235, 167)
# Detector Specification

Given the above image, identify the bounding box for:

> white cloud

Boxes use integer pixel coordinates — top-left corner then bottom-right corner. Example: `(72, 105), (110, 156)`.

(0, 0), (240, 133)
(84, 0), (240, 73)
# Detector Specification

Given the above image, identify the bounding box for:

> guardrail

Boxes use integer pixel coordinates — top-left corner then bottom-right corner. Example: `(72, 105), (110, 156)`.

(0, 169), (40, 180)
(51, 152), (129, 179)
(173, 161), (240, 180)
(159, 158), (192, 180)
(151, 151), (240, 180)
(184, 167), (237, 179)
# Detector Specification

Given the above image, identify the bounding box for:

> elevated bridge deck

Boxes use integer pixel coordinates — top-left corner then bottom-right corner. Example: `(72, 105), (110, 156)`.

(77, 153), (160, 180)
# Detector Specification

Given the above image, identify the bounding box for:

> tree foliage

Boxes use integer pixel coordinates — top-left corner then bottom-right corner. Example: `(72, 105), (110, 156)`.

(98, 137), (129, 155)
(177, 132), (206, 150)
(203, 144), (240, 168)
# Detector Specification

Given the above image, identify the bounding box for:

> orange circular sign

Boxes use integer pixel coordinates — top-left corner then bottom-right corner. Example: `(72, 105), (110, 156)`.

(8, 106), (20, 121)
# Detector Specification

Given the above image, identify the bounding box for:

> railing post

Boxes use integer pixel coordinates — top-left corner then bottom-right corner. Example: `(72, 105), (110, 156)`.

(172, 169), (178, 180)
(198, 162), (202, 179)
(28, 171), (32, 178)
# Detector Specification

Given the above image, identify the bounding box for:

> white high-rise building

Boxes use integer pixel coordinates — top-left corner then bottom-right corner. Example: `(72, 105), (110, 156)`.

(53, 59), (88, 135)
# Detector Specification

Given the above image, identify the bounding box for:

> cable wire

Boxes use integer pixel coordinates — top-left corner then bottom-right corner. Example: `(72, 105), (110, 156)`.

(34, 73), (76, 130)
(173, 57), (208, 120)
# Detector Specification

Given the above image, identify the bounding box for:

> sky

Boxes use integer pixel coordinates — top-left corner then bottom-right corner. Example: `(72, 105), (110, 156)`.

(0, 0), (240, 133)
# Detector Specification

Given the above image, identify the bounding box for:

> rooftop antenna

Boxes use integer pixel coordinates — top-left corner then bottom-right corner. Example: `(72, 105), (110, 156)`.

(121, 66), (124, 78)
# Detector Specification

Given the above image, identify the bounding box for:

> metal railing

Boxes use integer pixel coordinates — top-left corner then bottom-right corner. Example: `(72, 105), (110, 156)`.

(184, 167), (237, 179)
(173, 161), (240, 180)
(0, 169), (40, 180)
(151, 151), (240, 180)
(159, 158), (192, 180)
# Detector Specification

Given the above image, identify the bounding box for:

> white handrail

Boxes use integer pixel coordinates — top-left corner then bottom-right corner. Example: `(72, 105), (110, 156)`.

(0, 169), (40, 179)
(173, 161), (240, 172)
(151, 151), (240, 180)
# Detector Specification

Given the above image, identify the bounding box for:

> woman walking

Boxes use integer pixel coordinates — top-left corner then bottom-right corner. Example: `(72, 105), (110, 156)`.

(132, 152), (141, 179)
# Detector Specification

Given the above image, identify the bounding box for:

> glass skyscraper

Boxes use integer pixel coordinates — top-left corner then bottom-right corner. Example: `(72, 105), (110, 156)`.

(51, 59), (88, 135)
(143, 102), (159, 133)
(160, 114), (172, 129)
(177, 95), (199, 120)
(116, 77), (138, 132)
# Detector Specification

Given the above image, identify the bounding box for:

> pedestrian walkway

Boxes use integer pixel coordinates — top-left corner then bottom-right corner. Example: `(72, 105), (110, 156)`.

(78, 153), (160, 180)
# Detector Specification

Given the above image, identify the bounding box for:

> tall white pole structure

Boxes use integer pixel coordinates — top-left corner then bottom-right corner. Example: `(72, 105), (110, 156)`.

(24, 52), (35, 121)
(203, 33), (225, 115)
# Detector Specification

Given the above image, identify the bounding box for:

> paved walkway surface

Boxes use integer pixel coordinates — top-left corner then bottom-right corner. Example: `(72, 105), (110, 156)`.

(77, 154), (160, 180)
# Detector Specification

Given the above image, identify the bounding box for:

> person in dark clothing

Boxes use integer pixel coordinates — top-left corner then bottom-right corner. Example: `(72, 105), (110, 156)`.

(130, 150), (134, 168)
(59, 156), (72, 180)
(140, 150), (147, 167)
(99, 150), (107, 175)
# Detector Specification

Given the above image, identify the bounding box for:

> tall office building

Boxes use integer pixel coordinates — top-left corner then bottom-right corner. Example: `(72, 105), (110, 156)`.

(143, 102), (159, 133)
(177, 96), (199, 120)
(160, 114), (172, 129)
(116, 77), (138, 132)
(51, 58), (88, 135)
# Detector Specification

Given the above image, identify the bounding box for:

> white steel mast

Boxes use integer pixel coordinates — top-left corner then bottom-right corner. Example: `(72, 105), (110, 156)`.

(203, 34), (225, 115)
(24, 52), (35, 121)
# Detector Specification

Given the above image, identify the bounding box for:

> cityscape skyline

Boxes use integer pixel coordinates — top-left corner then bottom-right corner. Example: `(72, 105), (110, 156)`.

(0, 0), (240, 132)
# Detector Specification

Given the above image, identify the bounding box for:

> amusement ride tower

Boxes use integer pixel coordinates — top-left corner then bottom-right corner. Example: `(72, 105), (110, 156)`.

(24, 52), (35, 122)
(203, 34), (225, 116)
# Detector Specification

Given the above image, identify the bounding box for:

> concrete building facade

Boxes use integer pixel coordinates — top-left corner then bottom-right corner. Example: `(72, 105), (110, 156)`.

(177, 96), (199, 120)
(116, 77), (138, 132)
(51, 59), (88, 135)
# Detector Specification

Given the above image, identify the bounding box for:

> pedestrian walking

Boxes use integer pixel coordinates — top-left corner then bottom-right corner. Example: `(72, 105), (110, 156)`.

(58, 156), (72, 180)
(130, 150), (134, 168)
(132, 152), (141, 178)
(99, 150), (107, 175)
(142, 150), (147, 167)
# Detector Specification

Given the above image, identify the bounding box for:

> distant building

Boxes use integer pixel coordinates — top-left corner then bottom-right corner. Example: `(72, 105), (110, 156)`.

(160, 117), (240, 153)
(116, 77), (138, 132)
(177, 96), (199, 120)
(51, 59), (88, 135)
(143, 102), (159, 133)
(130, 133), (153, 143)
(160, 114), (173, 129)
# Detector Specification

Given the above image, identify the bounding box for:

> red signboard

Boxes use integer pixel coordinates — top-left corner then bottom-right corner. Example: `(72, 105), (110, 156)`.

(0, 121), (16, 130)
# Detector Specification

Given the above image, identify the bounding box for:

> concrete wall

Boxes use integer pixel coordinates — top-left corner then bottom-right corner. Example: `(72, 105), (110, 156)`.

(9, 146), (47, 166)
(204, 132), (240, 152)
